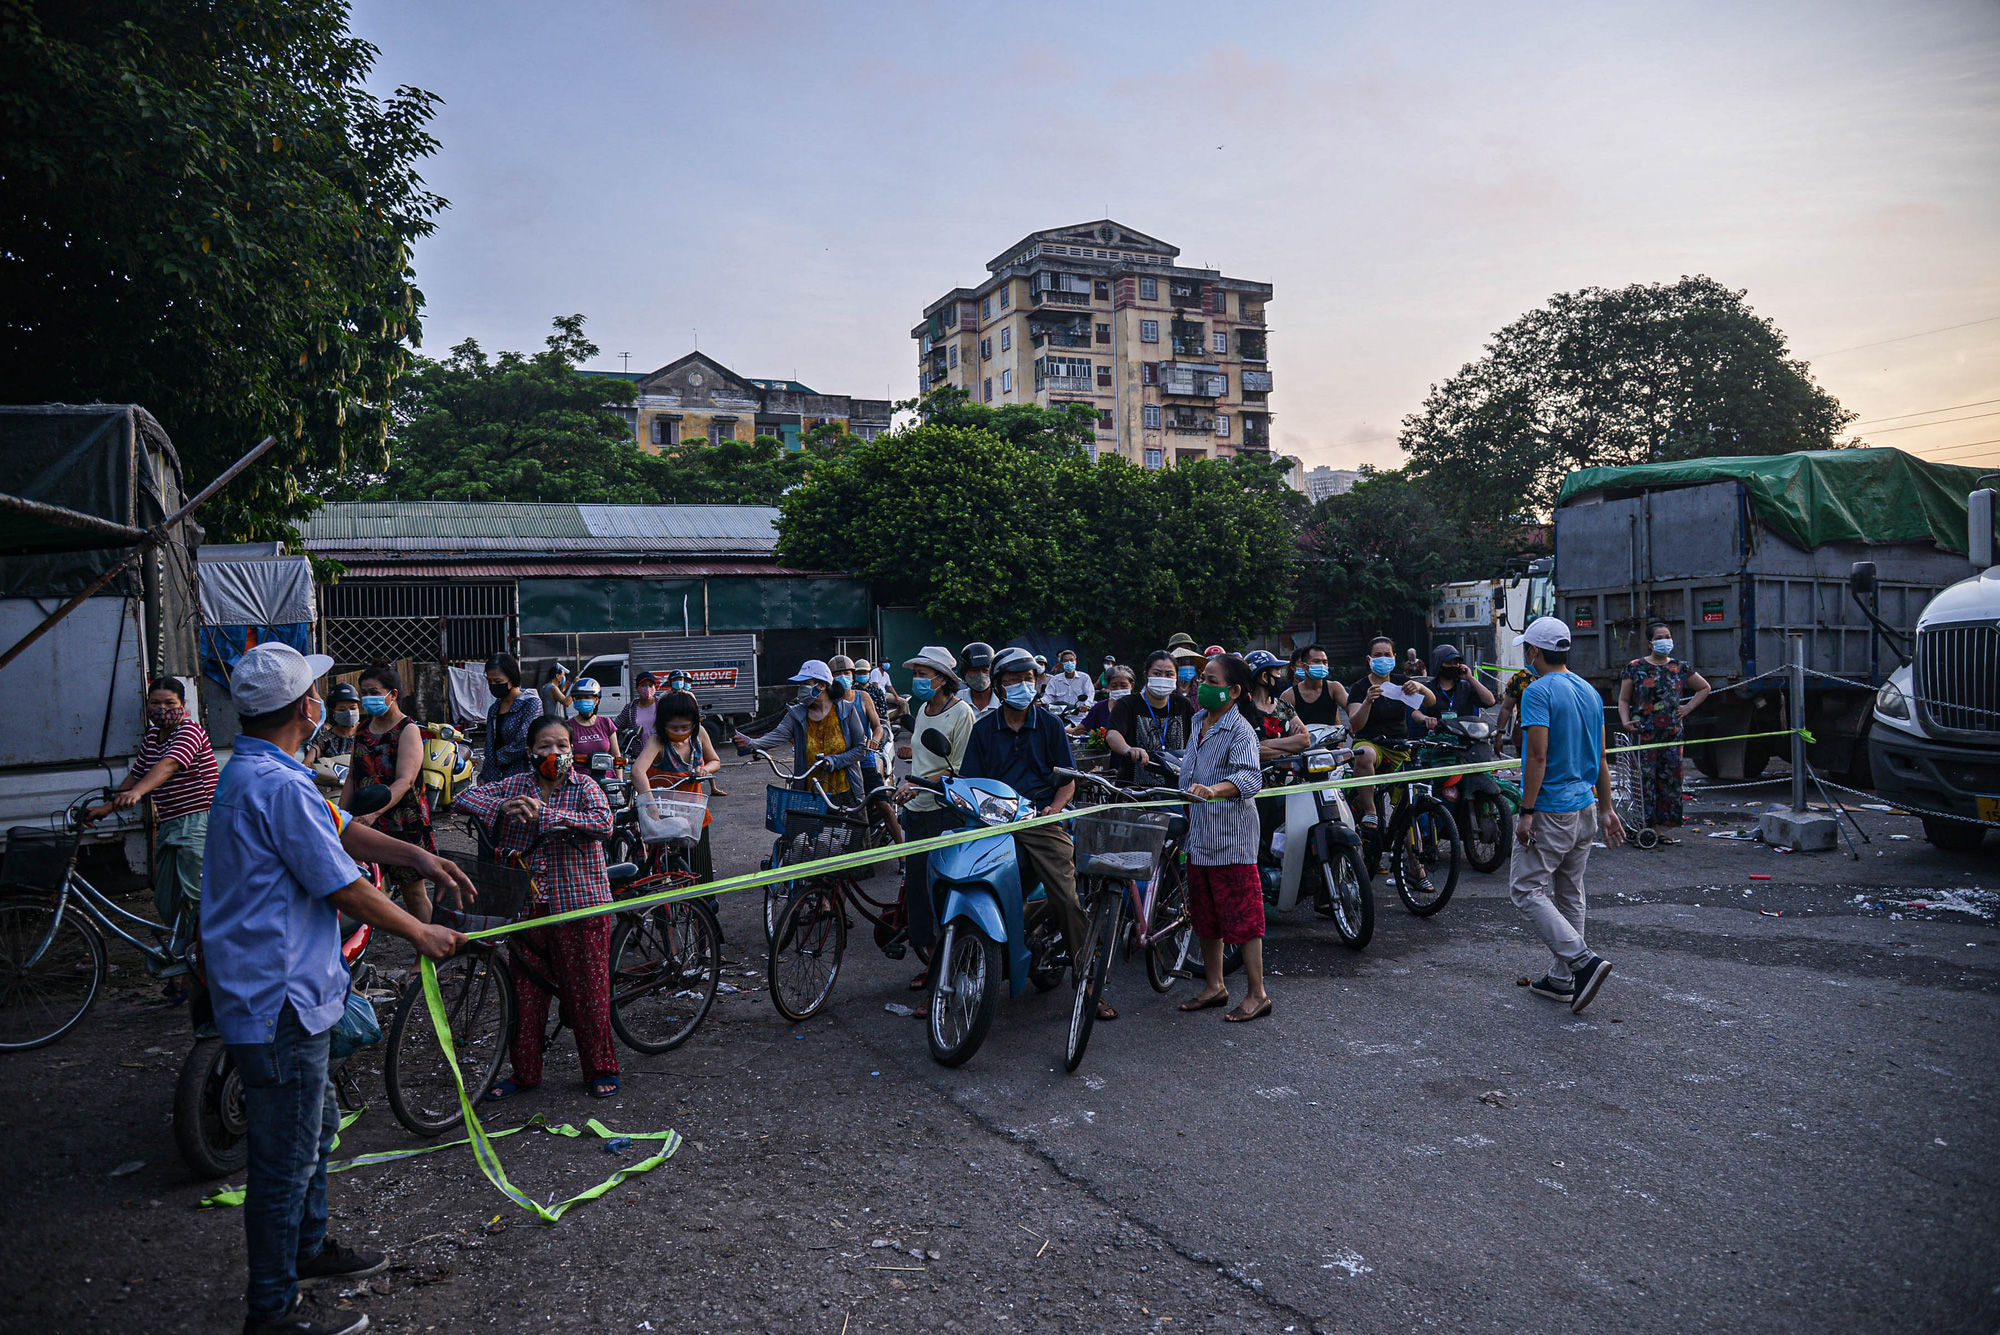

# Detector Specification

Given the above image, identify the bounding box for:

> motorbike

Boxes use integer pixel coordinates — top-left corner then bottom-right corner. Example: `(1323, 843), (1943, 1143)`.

(912, 729), (1068, 1068)
(1257, 723), (1375, 949)
(1422, 716), (1514, 875)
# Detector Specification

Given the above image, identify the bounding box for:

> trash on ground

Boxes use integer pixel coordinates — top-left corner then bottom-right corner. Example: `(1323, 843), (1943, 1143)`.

(1890, 834), (1910, 841)
(108, 1160), (145, 1178)
(604, 1137), (632, 1155)
(1749, 874), (1771, 880)
(883, 1003), (917, 1017)
(1478, 1090), (1510, 1108)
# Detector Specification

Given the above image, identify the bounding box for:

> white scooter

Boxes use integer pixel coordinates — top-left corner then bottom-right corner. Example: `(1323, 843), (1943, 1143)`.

(1259, 723), (1375, 949)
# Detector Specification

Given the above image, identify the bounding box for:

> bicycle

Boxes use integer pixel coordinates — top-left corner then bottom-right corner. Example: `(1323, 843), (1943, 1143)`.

(752, 750), (898, 949)
(1359, 752), (1462, 916)
(1053, 767), (1195, 1072)
(0, 789), (204, 1051)
(381, 814), (720, 1136)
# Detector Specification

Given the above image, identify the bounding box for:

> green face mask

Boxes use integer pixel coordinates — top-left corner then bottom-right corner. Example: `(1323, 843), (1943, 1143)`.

(1196, 682), (1232, 711)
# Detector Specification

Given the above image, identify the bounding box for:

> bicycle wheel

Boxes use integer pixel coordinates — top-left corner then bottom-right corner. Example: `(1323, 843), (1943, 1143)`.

(1463, 790), (1512, 874)
(385, 951), (514, 1137)
(763, 845), (793, 948)
(1314, 843), (1375, 949)
(174, 1037), (248, 1177)
(1392, 797), (1461, 916)
(610, 903), (720, 1054)
(768, 883), (845, 1023)
(0, 900), (105, 1051)
(1144, 869), (1192, 994)
(1065, 890), (1120, 1073)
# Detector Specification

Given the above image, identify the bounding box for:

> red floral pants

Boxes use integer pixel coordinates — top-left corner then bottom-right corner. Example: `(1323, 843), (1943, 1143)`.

(1187, 862), (1265, 945)
(507, 914), (617, 1088)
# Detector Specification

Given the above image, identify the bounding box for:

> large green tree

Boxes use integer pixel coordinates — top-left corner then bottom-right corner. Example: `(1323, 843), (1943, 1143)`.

(1399, 276), (1855, 524)
(0, 0), (445, 540)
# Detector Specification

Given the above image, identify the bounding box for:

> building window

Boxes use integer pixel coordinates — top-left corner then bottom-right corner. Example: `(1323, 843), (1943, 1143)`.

(1142, 362), (1158, 386)
(983, 377), (993, 403)
(981, 297), (992, 320)
(1000, 326), (1011, 352)
(1139, 276), (1158, 301)
(1098, 409), (1114, 431)
(1212, 331), (1228, 355)
(708, 422), (736, 445)
(948, 346), (958, 368)
(1095, 322), (1110, 345)
(1096, 366), (1112, 387)
(1144, 446), (1163, 470)
(1095, 280), (1110, 300)
(1216, 414), (1230, 437)
(1140, 319), (1159, 343)
(1000, 368), (1012, 394)
(1143, 404), (1162, 430)
(981, 337), (992, 361)
(999, 284), (1011, 310)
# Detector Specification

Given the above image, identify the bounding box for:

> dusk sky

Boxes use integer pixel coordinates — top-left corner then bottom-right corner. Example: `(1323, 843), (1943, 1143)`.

(351, 0), (2000, 472)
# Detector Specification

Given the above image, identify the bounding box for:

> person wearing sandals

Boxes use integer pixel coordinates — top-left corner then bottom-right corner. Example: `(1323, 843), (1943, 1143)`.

(1176, 653), (1274, 1023)
(454, 716), (622, 1101)
(1617, 622), (1711, 844)
(341, 662), (438, 922)
(632, 690), (723, 880)
(892, 646), (976, 991)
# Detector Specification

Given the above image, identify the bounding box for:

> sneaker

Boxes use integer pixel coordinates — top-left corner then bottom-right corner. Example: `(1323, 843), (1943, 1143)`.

(1528, 974), (1575, 1002)
(295, 1237), (387, 1287)
(244, 1293), (368, 1335)
(1569, 955), (1612, 1014)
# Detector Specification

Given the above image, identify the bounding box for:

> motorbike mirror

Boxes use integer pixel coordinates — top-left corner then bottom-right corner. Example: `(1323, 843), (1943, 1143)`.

(1848, 560), (1877, 596)
(350, 783), (394, 817)
(919, 728), (952, 759)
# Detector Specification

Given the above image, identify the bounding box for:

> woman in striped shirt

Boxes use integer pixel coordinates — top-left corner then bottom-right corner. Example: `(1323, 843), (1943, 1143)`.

(85, 677), (217, 962)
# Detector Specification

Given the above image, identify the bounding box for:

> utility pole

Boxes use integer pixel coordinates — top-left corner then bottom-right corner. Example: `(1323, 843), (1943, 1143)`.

(1757, 633), (1840, 851)
(619, 352), (631, 373)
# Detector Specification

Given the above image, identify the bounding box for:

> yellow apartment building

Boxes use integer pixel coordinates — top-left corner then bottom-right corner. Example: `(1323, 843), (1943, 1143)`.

(588, 352), (893, 454)
(910, 221), (1273, 467)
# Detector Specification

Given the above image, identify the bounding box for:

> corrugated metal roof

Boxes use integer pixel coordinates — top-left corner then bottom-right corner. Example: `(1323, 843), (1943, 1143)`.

(297, 502), (781, 555)
(335, 561), (834, 579)
(299, 502), (594, 541)
(576, 505), (778, 543)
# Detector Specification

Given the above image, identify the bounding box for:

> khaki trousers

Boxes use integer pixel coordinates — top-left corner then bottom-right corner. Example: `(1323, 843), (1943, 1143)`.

(1012, 823), (1084, 960)
(1509, 805), (1597, 982)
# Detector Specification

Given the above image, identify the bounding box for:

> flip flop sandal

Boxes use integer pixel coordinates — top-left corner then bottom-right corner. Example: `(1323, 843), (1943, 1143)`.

(1224, 999), (1274, 1023)
(485, 1078), (532, 1101)
(909, 971), (929, 991)
(1179, 992), (1229, 1012)
(1097, 1002), (1119, 1021)
(588, 1076), (620, 1100)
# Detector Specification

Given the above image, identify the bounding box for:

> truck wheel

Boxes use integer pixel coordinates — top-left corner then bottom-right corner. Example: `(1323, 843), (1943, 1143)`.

(1921, 817), (1989, 853)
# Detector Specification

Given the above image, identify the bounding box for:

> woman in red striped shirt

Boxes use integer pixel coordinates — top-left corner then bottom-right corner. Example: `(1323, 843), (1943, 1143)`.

(85, 677), (217, 962)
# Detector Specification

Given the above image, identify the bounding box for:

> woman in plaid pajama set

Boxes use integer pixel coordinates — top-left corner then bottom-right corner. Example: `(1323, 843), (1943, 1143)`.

(454, 716), (622, 1099)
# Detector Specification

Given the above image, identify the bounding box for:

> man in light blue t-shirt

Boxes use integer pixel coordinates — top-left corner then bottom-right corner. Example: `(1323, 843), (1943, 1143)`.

(1511, 617), (1626, 1014)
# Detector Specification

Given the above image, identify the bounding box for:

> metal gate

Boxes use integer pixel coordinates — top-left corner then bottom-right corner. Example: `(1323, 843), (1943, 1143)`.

(320, 581), (516, 666)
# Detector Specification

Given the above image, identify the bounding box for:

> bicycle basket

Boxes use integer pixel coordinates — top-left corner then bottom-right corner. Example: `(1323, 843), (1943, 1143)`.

(1071, 809), (1171, 880)
(781, 807), (860, 866)
(431, 853), (535, 925)
(637, 792), (707, 848)
(765, 784), (829, 834)
(0, 826), (82, 899)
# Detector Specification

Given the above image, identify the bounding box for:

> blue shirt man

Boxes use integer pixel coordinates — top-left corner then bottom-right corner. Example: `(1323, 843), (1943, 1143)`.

(1519, 669), (1604, 813)
(963, 698), (1076, 808)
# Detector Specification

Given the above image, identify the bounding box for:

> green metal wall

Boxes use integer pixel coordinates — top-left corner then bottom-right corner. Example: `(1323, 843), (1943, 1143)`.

(518, 576), (870, 636)
(876, 605), (942, 693)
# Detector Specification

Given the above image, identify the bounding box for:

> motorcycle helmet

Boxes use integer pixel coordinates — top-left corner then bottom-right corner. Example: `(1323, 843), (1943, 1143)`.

(992, 646), (1039, 678)
(960, 641), (995, 673)
(1243, 649), (1284, 676)
(572, 676), (601, 698)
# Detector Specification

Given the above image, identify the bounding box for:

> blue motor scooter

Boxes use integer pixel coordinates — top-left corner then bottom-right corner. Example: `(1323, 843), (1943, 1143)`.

(909, 731), (1068, 1068)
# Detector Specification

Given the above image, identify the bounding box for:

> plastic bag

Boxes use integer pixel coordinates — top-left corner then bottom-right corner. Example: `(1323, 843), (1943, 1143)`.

(328, 988), (382, 1061)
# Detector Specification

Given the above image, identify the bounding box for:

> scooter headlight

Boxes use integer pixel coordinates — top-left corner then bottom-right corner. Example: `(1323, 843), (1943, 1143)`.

(976, 794), (1022, 826)
(1457, 719), (1491, 739)
(1305, 751), (1338, 774)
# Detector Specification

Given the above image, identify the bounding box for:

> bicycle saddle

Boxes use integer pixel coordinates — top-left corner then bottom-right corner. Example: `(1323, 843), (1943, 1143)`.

(605, 862), (640, 886)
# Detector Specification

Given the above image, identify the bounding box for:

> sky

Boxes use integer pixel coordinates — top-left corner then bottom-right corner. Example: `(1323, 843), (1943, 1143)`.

(350, 0), (2000, 472)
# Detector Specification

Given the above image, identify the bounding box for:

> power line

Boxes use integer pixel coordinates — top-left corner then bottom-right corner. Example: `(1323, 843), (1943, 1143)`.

(1859, 409), (2000, 436)
(1851, 396), (2000, 426)
(1814, 314), (2000, 357)
(1905, 436), (2000, 460)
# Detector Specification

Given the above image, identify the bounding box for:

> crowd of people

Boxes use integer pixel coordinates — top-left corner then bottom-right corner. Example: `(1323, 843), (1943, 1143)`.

(78, 610), (1712, 1332)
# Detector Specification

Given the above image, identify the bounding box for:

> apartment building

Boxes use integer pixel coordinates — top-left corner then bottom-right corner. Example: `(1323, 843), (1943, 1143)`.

(587, 352), (892, 452)
(911, 221), (1273, 468)
(1305, 467), (1361, 503)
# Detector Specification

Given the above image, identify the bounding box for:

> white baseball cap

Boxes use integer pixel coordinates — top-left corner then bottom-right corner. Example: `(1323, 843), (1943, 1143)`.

(1513, 616), (1574, 652)
(788, 659), (834, 685)
(232, 642), (335, 716)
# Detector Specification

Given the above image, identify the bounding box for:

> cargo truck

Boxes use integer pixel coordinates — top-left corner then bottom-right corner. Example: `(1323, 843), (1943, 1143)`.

(1551, 449), (1988, 787)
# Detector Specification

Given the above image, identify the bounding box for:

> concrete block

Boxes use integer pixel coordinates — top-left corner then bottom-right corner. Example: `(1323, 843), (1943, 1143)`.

(1759, 809), (1841, 852)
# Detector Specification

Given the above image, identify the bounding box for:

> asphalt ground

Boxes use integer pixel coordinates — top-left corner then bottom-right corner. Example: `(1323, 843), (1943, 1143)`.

(6, 763), (1998, 1335)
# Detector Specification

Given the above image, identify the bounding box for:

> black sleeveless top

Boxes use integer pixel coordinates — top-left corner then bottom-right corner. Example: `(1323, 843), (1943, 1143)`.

(1290, 681), (1345, 727)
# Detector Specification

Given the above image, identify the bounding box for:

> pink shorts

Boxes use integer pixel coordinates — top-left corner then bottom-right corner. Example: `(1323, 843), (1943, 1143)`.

(1186, 862), (1264, 945)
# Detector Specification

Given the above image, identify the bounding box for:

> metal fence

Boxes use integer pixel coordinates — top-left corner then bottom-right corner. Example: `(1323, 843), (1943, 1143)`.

(319, 581), (516, 666)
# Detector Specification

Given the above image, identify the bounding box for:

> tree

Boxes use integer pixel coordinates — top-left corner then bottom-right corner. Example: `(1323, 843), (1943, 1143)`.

(353, 315), (668, 503)
(906, 386), (1098, 456)
(1399, 276), (1855, 524)
(0, 0), (446, 540)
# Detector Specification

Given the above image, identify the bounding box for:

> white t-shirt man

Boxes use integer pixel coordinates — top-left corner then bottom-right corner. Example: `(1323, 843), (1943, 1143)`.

(1041, 659), (1095, 710)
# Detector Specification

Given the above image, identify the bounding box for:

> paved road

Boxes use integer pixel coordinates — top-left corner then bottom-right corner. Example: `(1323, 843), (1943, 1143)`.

(7, 765), (1997, 1334)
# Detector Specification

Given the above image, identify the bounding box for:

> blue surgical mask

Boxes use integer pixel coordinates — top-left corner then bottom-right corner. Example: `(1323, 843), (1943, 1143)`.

(575, 699), (597, 716)
(1177, 665), (1197, 683)
(1652, 638), (1674, 655)
(1061, 661), (1076, 675)
(1369, 656), (1396, 677)
(1004, 682), (1037, 709)
(909, 676), (936, 700)
(834, 673), (853, 689)
(1305, 664), (1329, 680)
(360, 695), (389, 716)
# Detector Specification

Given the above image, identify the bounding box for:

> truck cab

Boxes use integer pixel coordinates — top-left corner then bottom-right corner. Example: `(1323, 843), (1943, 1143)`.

(1866, 486), (1999, 852)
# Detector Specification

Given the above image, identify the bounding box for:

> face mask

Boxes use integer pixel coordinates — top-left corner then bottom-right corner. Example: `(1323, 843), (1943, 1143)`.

(636, 689), (656, 703)
(966, 671), (991, 692)
(1177, 665), (1197, 683)
(834, 674), (853, 689)
(296, 697), (324, 761)
(1106, 688), (1131, 701)
(1145, 676), (1176, 698)
(360, 695), (389, 716)
(535, 751), (573, 782)
(332, 708), (359, 728)
(909, 676), (936, 700)
(575, 700), (597, 716)
(1197, 682), (1233, 711)
(1369, 656), (1396, 677)
(147, 706), (180, 727)
(1305, 664), (1329, 680)
(488, 680), (511, 697)
(796, 683), (821, 703)
(1004, 682), (1037, 709)
(1061, 661), (1076, 675)
(1652, 639), (1674, 655)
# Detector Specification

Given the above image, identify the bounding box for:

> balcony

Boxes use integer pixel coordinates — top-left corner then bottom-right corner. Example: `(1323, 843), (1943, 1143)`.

(1237, 330), (1267, 361)
(1241, 369), (1272, 394)
(1242, 414), (1271, 448)
(1161, 365), (1226, 398)
(1032, 288), (1092, 307)
(1167, 410), (1215, 433)
(1239, 305), (1266, 325)
(1169, 282), (1204, 309)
